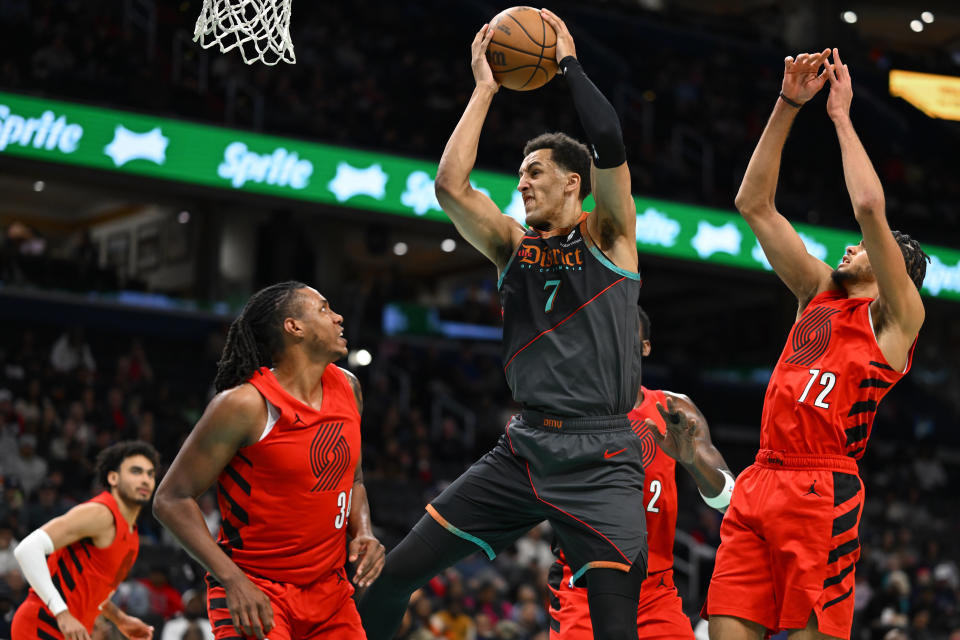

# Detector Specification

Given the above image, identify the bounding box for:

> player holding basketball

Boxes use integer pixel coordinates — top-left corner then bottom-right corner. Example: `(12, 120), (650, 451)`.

(12, 441), (160, 640)
(549, 306), (734, 640)
(154, 282), (384, 640)
(703, 49), (929, 640)
(361, 10), (649, 640)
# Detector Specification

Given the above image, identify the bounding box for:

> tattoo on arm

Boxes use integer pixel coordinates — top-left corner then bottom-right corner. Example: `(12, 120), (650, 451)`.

(342, 368), (363, 415)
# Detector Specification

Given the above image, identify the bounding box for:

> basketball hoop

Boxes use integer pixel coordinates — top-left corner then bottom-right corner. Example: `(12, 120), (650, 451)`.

(194, 0), (296, 66)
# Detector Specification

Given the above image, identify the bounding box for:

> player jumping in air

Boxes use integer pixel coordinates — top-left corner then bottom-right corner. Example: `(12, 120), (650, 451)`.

(704, 49), (929, 640)
(361, 10), (649, 640)
(12, 441), (160, 640)
(549, 306), (734, 640)
(155, 282), (384, 640)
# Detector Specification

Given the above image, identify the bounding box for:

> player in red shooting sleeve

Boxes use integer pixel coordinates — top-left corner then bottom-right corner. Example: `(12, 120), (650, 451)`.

(548, 306), (735, 640)
(12, 441), (160, 640)
(704, 49), (929, 640)
(154, 282), (384, 640)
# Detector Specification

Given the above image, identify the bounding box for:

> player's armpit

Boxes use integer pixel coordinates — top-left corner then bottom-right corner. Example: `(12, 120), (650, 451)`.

(435, 182), (524, 269)
(587, 163), (636, 247)
(858, 215), (925, 350)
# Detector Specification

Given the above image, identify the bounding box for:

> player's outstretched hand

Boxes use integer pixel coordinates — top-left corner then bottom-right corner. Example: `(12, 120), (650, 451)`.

(646, 396), (697, 466)
(223, 573), (274, 640)
(540, 9), (576, 62)
(350, 533), (386, 588)
(825, 48), (853, 122)
(471, 24), (499, 91)
(115, 615), (154, 640)
(56, 611), (92, 640)
(781, 48), (831, 106)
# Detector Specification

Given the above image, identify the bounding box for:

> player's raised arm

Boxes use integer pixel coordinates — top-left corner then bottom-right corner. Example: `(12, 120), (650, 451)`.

(825, 49), (926, 353)
(540, 9), (636, 268)
(153, 385), (274, 640)
(647, 394), (736, 512)
(735, 50), (835, 306)
(435, 24), (526, 271)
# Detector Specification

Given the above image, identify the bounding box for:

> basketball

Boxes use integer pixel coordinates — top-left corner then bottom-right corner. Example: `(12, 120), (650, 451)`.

(486, 6), (558, 91)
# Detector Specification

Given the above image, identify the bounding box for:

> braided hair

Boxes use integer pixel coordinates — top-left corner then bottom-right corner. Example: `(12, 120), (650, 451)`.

(891, 230), (930, 292)
(214, 281), (308, 392)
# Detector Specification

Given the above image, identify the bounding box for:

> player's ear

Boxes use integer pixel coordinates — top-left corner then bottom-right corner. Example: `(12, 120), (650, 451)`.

(107, 470), (119, 489)
(565, 171), (581, 196)
(641, 340), (651, 357)
(283, 316), (302, 338)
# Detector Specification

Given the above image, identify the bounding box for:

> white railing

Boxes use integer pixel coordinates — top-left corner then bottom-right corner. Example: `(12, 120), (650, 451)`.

(673, 528), (718, 609)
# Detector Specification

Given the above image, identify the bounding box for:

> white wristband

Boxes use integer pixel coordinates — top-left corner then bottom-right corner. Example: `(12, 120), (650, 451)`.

(14, 529), (69, 616)
(700, 469), (735, 512)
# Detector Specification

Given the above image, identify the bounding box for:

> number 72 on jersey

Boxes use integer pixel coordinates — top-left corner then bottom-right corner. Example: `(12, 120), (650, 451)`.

(798, 368), (836, 409)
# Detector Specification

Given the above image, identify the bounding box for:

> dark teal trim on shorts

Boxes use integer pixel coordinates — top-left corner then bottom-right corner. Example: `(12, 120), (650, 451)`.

(426, 505), (496, 560)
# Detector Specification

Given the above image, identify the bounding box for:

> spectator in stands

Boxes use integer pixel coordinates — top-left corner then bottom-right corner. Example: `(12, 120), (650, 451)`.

(50, 328), (96, 374)
(432, 581), (475, 640)
(0, 521), (18, 576)
(116, 340), (154, 389)
(137, 565), (184, 624)
(23, 481), (69, 531)
(5, 435), (47, 496)
(160, 589), (214, 640)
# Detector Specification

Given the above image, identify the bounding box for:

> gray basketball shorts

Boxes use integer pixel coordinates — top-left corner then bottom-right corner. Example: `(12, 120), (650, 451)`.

(427, 410), (648, 585)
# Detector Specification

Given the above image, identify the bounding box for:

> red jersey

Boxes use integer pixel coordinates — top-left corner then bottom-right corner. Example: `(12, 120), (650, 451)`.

(215, 365), (361, 585)
(628, 387), (678, 577)
(761, 290), (914, 458)
(39, 492), (139, 631)
(553, 387), (678, 579)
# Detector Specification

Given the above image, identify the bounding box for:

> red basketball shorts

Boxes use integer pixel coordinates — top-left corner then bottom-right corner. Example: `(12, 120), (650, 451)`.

(206, 568), (364, 640)
(703, 450), (864, 639)
(550, 569), (694, 640)
(12, 594), (67, 640)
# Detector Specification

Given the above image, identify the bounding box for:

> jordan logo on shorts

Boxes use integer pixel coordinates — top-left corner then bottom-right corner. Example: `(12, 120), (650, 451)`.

(804, 481), (821, 497)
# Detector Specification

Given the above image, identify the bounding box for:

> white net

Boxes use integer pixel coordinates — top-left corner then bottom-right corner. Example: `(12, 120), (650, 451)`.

(193, 0), (296, 66)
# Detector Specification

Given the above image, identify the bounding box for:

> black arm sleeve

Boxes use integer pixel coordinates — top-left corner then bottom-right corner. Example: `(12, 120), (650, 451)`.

(560, 56), (626, 169)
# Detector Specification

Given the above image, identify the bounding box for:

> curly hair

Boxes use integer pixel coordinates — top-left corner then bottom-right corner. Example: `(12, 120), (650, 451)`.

(522, 132), (592, 201)
(891, 230), (930, 291)
(95, 440), (160, 487)
(213, 281), (307, 392)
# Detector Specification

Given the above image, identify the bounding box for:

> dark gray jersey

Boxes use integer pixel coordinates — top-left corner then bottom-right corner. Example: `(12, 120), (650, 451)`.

(498, 218), (642, 416)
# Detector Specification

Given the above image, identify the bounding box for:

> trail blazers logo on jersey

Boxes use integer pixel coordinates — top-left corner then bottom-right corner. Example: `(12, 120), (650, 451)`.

(309, 421), (350, 492)
(786, 307), (842, 367)
(629, 419), (659, 468)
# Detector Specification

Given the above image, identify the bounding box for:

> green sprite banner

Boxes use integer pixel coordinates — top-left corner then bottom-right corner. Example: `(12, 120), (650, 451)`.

(1, 90), (959, 300)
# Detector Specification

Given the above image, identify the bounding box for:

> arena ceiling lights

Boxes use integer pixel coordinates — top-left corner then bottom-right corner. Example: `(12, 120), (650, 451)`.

(1, 90), (958, 301)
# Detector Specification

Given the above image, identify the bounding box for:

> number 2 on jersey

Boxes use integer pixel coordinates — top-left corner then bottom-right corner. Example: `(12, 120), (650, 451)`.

(647, 479), (662, 513)
(543, 280), (561, 312)
(798, 368), (837, 409)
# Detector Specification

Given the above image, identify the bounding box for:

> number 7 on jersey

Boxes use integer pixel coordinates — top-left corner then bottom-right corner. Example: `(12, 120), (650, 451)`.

(543, 280), (561, 312)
